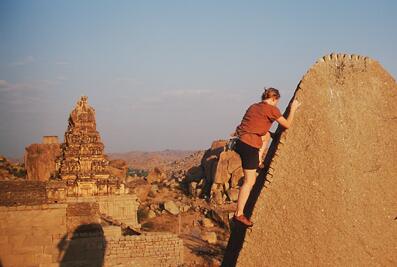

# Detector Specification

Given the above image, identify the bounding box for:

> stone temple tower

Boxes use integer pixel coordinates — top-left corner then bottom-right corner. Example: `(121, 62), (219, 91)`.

(57, 96), (111, 195)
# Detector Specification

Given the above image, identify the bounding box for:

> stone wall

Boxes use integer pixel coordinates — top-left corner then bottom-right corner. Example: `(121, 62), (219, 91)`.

(67, 194), (140, 229)
(0, 204), (67, 267)
(0, 203), (184, 267)
(66, 202), (101, 232)
(0, 181), (47, 206)
(105, 230), (184, 267)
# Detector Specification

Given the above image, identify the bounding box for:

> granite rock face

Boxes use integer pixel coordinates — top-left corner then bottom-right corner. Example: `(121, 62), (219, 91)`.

(200, 140), (244, 202)
(24, 143), (61, 181)
(230, 54), (397, 266)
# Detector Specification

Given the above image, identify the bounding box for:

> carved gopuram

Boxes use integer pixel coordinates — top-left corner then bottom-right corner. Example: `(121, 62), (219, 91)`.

(59, 95), (109, 180)
(56, 96), (124, 196)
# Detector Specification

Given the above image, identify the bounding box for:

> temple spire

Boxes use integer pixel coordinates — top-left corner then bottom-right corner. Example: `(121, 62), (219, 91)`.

(58, 96), (110, 181)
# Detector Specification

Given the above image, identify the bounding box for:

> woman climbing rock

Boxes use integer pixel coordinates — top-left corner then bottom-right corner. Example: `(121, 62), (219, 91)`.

(233, 87), (301, 227)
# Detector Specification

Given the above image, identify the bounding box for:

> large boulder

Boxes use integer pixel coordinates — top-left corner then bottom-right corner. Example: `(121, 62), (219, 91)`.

(24, 143), (61, 181)
(181, 140), (245, 203)
(213, 150), (242, 184)
(201, 140), (227, 185)
(163, 200), (180, 215)
(226, 54), (397, 266)
(146, 167), (166, 183)
(201, 140), (244, 197)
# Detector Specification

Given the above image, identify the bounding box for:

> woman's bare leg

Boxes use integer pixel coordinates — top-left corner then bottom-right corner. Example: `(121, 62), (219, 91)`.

(235, 169), (257, 216)
(259, 132), (271, 166)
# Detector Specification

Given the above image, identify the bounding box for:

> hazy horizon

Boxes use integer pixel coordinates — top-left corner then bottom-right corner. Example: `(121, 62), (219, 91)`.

(1, 1), (397, 159)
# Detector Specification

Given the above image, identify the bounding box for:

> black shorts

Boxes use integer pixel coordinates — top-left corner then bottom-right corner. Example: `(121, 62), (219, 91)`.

(234, 139), (259, 170)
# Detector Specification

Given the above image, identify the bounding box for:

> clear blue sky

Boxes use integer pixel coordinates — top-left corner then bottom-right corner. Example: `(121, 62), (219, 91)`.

(1, 0), (396, 158)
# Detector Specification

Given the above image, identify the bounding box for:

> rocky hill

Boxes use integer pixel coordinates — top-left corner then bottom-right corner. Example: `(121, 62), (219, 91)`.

(0, 154), (26, 180)
(108, 149), (199, 170)
(122, 148), (234, 266)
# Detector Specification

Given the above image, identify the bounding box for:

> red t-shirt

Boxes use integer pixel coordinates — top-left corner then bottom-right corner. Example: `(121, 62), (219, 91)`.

(236, 102), (282, 148)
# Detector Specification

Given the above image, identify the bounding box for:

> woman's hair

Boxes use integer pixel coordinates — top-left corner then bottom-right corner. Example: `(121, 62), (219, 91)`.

(262, 87), (280, 100)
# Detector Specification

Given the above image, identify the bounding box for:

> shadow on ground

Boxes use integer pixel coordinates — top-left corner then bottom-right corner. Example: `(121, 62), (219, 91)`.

(181, 234), (225, 266)
(58, 223), (107, 267)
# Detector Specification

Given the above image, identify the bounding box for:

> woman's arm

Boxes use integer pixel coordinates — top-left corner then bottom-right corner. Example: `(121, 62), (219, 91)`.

(276, 100), (301, 129)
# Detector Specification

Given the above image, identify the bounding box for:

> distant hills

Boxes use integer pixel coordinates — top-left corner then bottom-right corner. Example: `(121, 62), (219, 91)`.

(5, 149), (203, 170)
(107, 149), (201, 170)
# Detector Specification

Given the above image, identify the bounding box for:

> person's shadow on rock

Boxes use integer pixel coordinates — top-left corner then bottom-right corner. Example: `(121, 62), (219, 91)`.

(58, 223), (107, 267)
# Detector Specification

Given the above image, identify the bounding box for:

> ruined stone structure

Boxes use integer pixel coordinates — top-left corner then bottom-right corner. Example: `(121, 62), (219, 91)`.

(223, 54), (397, 266)
(67, 195), (141, 229)
(42, 135), (59, 144)
(58, 96), (109, 181)
(0, 203), (183, 267)
(55, 96), (121, 196)
(25, 96), (128, 195)
(19, 97), (138, 231)
(24, 96), (128, 190)
(1, 95), (185, 266)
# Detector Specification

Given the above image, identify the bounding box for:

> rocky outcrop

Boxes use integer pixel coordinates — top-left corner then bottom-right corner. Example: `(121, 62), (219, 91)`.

(146, 167), (167, 183)
(226, 54), (397, 266)
(201, 140), (227, 183)
(0, 155), (26, 180)
(190, 140), (244, 203)
(24, 143), (61, 181)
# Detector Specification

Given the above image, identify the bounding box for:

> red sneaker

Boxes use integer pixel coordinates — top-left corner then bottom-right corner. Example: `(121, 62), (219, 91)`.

(233, 214), (254, 227)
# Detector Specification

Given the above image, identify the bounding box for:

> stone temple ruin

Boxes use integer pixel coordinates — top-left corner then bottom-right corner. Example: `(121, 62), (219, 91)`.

(56, 95), (125, 196)
(59, 95), (110, 180)
(0, 96), (183, 267)
(25, 95), (126, 197)
(223, 54), (397, 266)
